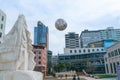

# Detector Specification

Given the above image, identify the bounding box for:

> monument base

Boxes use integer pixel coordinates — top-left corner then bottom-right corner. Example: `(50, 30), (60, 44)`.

(0, 70), (43, 80)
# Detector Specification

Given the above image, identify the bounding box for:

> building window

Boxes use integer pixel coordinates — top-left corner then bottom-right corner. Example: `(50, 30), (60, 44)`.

(117, 62), (119, 65)
(34, 56), (36, 59)
(1, 16), (4, 21)
(83, 49), (86, 52)
(97, 49), (99, 51)
(113, 62), (116, 73)
(106, 64), (109, 73)
(92, 49), (94, 51)
(74, 50), (77, 53)
(79, 50), (81, 53)
(108, 53), (111, 57)
(0, 32), (2, 37)
(70, 50), (72, 53)
(111, 51), (114, 57)
(101, 49), (104, 51)
(1, 24), (3, 29)
(114, 50), (118, 56)
(39, 52), (41, 54)
(39, 56), (41, 59)
(110, 63), (113, 73)
(34, 52), (36, 54)
(39, 61), (41, 64)
(118, 48), (120, 55)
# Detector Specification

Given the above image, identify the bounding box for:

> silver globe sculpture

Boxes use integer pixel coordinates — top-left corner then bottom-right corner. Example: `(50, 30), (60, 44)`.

(55, 18), (67, 31)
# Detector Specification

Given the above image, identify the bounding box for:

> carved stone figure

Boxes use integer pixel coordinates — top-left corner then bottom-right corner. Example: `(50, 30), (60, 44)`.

(0, 15), (35, 70)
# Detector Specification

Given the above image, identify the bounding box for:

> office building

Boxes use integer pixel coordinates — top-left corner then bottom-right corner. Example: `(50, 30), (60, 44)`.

(80, 27), (120, 48)
(59, 47), (106, 73)
(65, 32), (79, 48)
(47, 50), (53, 75)
(104, 42), (120, 74)
(52, 55), (58, 72)
(80, 30), (101, 48)
(34, 21), (48, 48)
(33, 45), (47, 77)
(0, 9), (6, 43)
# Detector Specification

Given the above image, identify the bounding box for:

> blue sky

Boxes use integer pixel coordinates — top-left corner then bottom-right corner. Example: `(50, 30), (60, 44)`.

(1, 0), (120, 55)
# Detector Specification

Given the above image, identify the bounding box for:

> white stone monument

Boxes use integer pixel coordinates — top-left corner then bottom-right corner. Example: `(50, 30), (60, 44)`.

(0, 15), (43, 80)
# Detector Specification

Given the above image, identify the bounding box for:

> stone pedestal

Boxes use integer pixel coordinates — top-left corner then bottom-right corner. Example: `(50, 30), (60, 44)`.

(0, 71), (43, 80)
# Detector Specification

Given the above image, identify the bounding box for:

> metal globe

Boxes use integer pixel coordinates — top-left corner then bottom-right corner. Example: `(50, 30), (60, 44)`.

(55, 18), (67, 31)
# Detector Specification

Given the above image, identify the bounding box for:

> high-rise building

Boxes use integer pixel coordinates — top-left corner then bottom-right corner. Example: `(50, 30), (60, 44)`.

(34, 21), (48, 48)
(65, 32), (79, 48)
(80, 27), (120, 48)
(0, 9), (6, 43)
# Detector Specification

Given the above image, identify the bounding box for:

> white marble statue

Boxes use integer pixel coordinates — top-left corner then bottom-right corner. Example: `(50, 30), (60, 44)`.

(0, 15), (35, 71)
(0, 15), (43, 80)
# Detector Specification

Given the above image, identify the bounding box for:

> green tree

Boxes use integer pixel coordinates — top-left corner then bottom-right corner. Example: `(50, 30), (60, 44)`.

(56, 62), (65, 72)
(64, 62), (72, 71)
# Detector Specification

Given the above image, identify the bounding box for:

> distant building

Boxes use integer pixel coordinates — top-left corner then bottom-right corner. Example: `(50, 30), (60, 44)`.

(0, 9), (6, 43)
(65, 32), (80, 48)
(52, 55), (58, 72)
(104, 42), (120, 74)
(47, 50), (52, 75)
(32, 44), (47, 77)
(80, 30), (101, 48)
(88, 39), (118, 49)
(59, 47), (106, 73)
(80, 27), (120, 48)
(34, 21), (49, 48)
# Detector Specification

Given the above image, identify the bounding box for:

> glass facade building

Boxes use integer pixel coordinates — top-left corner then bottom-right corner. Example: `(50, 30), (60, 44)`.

(34, 21), (48, 48)
(80, 27), (120, 48)
(58, 50), (106, 73)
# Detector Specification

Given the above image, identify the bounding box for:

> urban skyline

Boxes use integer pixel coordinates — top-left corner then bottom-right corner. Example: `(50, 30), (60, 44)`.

(1, 0), (120, 55)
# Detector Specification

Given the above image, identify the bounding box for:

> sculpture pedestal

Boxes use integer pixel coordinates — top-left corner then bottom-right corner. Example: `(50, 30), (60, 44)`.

(0, 71), (43, 80)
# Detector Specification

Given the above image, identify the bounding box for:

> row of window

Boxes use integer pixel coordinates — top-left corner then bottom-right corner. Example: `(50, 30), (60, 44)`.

(34, 51), (41, 54)
(70, 48), (104, 53)
(108, 48), (120, 58)
(59, 53), (104, 60)
(105, 62), (119, 74)
(34, 56), (41, 59)
(0, 32), (2, 37)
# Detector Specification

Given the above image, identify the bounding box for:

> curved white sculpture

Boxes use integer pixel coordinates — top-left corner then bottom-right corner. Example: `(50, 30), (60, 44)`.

(0, 15), (35, 70)
(0, 15), (43, 80)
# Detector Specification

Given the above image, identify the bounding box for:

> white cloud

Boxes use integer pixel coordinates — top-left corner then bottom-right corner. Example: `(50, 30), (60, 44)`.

(1, 0), (120, 55)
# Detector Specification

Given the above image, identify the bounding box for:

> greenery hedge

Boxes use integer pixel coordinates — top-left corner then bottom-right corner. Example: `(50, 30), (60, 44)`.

(93, 74), (117, 78)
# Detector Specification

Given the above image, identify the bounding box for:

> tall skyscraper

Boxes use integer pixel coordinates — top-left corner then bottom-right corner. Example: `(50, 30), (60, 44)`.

(65, 32), (79, 48)
(34, 21), (48, 48)
(0, 9), (6, 43)
(80, 27), (120, 48)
